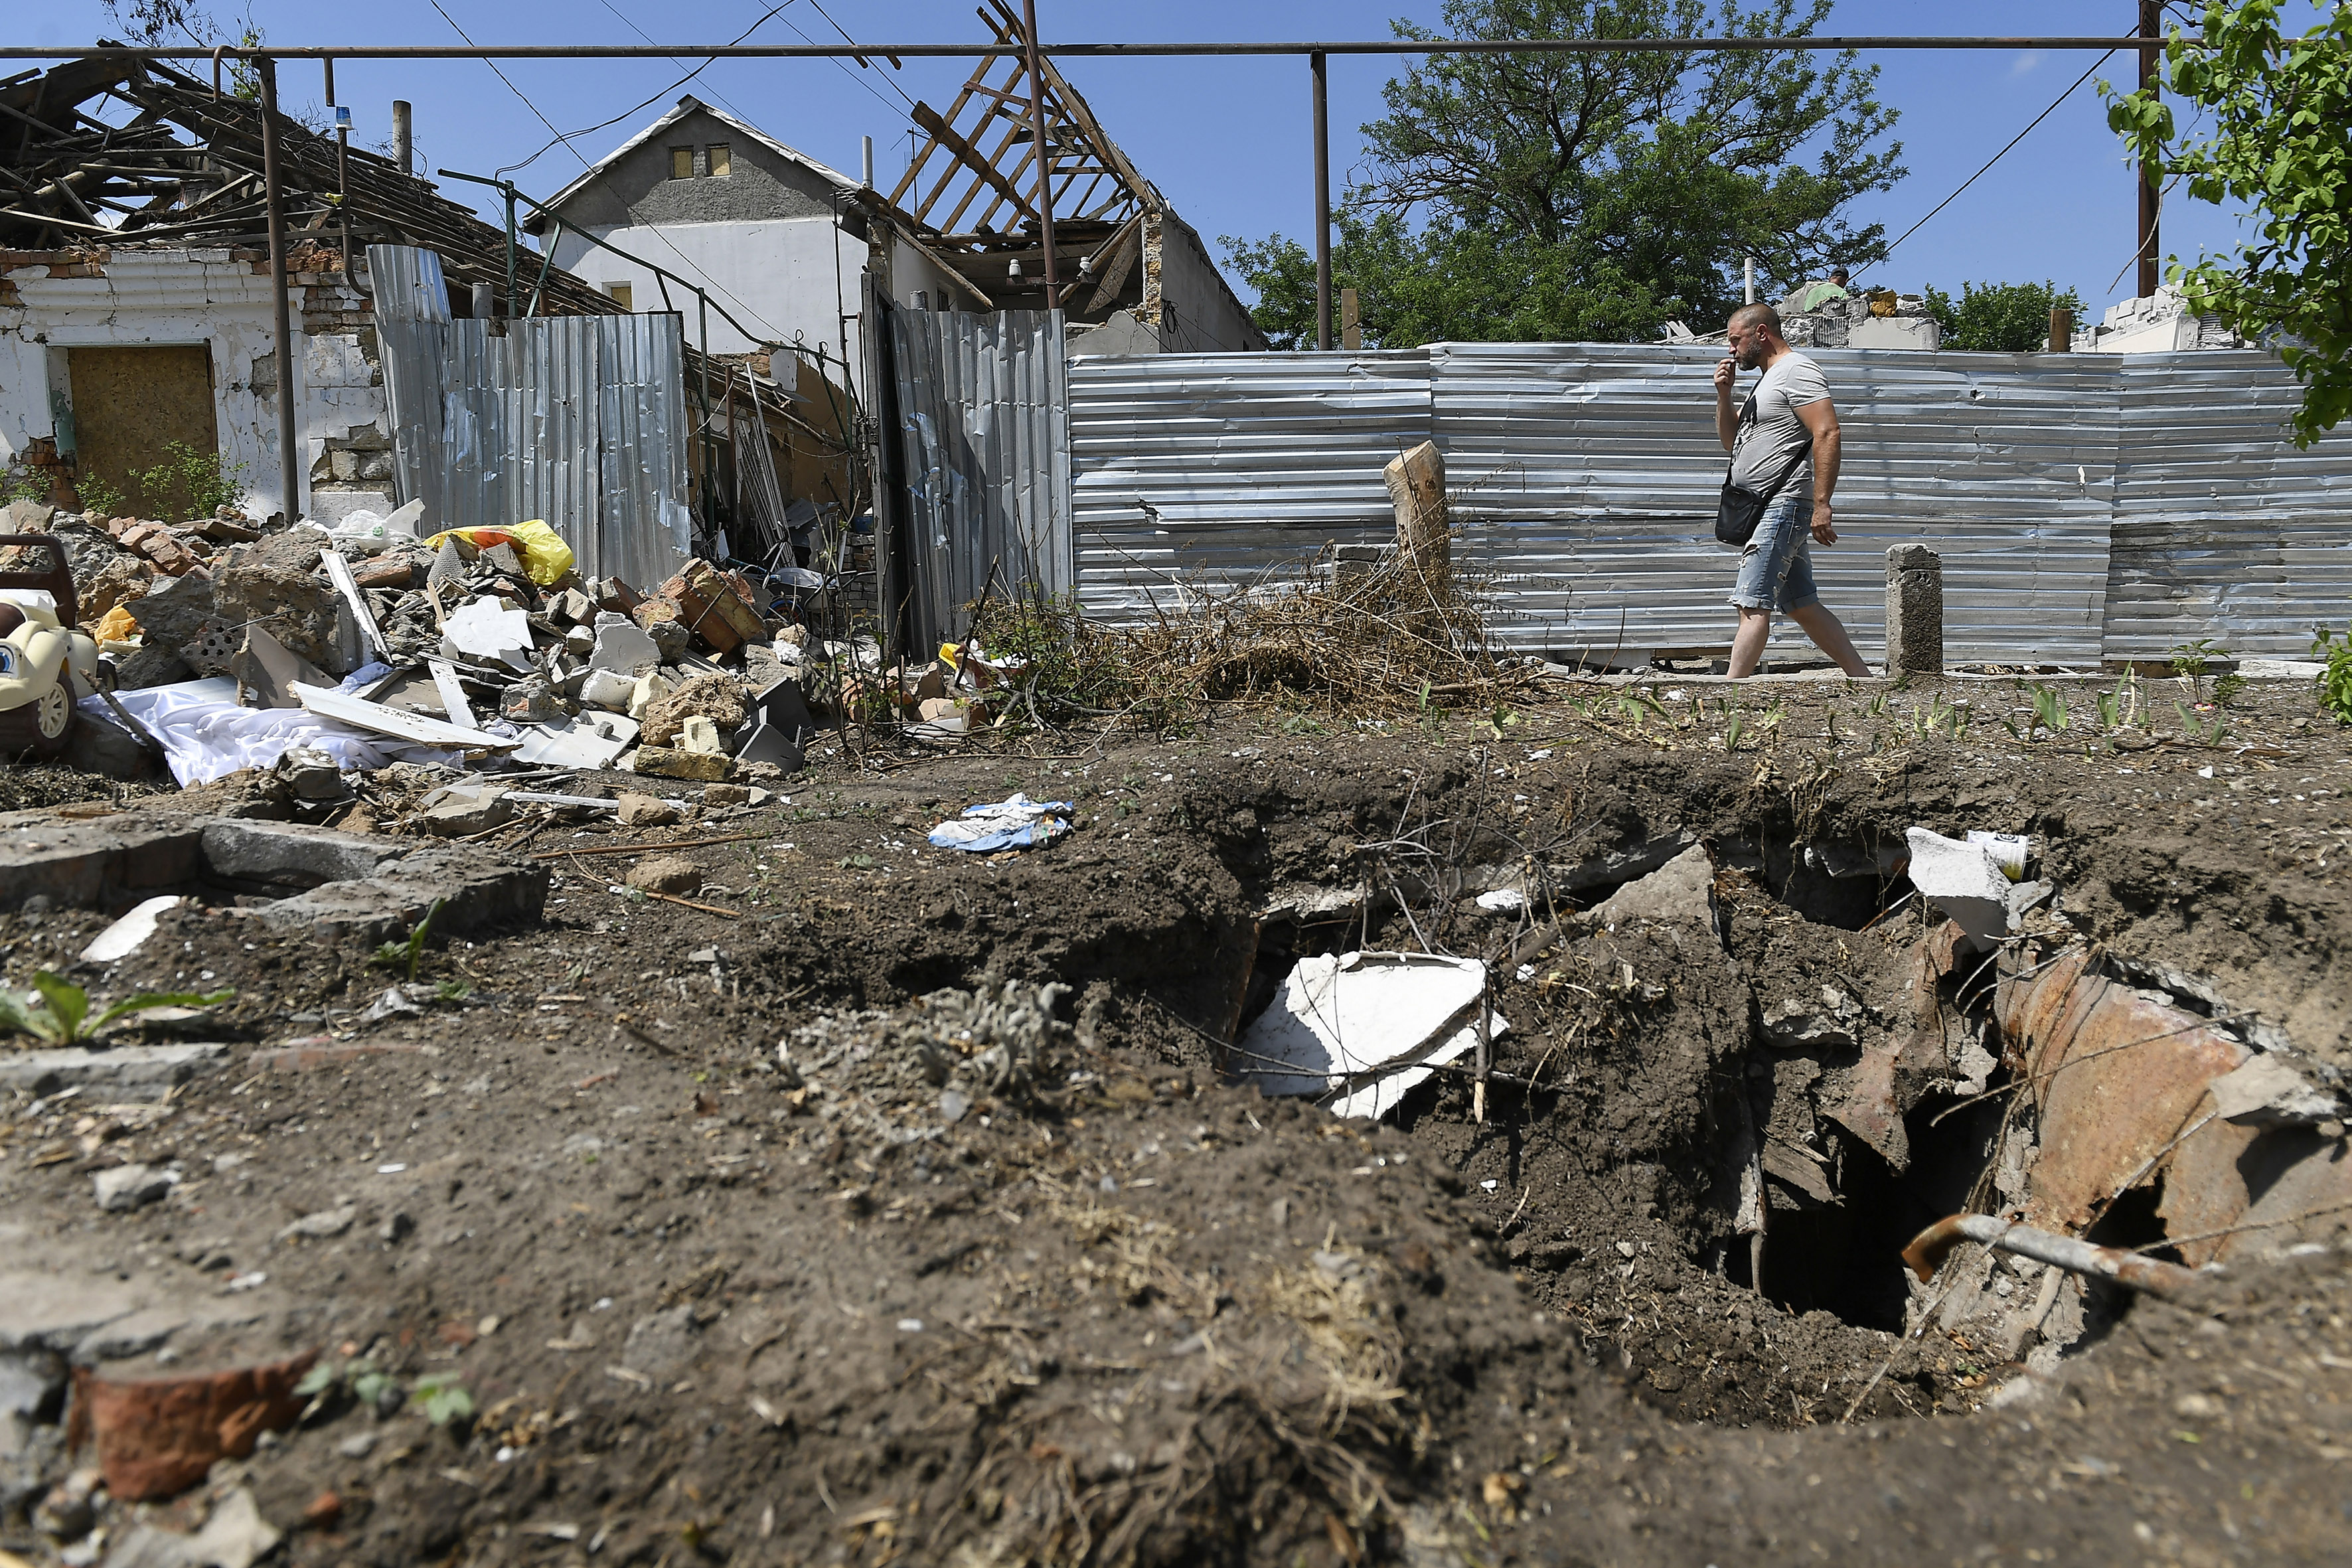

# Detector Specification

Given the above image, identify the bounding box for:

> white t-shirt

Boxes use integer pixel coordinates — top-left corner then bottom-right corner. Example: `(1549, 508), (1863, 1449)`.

(1729, 352), (1831, 495)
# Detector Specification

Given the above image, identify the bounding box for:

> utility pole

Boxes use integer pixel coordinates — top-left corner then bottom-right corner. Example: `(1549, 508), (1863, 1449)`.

(1020, 0), (1056, 295)
(1312, 50), (1330, 351)
(2137, 0), (2161, 300)
(257, 54), (301, 522)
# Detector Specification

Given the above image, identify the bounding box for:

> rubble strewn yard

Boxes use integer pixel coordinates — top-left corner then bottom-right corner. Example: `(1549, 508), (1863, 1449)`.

(6, 497), (2351, 1565)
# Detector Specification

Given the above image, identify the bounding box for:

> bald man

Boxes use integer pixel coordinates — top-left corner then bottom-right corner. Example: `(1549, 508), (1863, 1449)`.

(1712, 302), (1869, 679)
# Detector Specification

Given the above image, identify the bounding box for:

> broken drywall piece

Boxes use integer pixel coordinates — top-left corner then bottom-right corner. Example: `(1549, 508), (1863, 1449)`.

(441, 596), (534, 672)
(290, 682), (516, 749)
(2208, 1054), (2339, 1127)
(232, 625), (331, 709)
(1239, 950), (1507, 1121)
(81, 895), (185, 964)
(427, 659), (474, 727)
(590, 616), (661, 675)
(580, 668), (636, 711)
(1905, 827), (2011, 948)
(514, 712), (639, 770)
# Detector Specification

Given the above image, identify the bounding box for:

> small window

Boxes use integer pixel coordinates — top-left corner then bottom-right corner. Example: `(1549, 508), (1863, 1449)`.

(707, 143), (732, 177)
(605, 282), (634, 310)
(670, 146), (694, 180)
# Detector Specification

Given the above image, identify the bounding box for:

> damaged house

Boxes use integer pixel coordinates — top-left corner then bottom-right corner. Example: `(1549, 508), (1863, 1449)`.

(0, 54), (840, 582)
(521, 0), (1265, 364)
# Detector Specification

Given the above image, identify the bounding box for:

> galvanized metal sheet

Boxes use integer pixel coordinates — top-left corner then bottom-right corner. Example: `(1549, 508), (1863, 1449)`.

(890, 307), (1070, 649)
(370, 245), (692, 594)
(1068, 341), (2348, 666)
(1069, 351), (1430, 621)
(2103, 352), (2352, 661)
(1431, 343), (2120, 663)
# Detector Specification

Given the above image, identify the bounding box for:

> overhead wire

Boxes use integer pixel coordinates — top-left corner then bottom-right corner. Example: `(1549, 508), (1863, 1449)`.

(429, 0), (791, 343)
(1878, 48), (2116, 261)
(487, 0), (796, 179)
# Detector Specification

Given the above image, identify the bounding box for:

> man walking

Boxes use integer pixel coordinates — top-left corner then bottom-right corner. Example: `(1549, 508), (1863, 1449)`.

(1713, 302), (1870, 679)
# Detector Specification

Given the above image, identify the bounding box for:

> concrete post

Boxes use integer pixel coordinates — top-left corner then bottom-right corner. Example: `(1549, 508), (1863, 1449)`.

(1885, 544), (1944, 676)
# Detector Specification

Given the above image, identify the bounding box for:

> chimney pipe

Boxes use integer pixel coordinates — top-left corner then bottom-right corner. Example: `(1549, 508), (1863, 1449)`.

(392, 100), (412, 175)
(861, 135), (874, 190)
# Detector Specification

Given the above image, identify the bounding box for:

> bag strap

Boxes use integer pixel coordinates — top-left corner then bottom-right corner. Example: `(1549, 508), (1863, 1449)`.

(1723, 388), (1816, 501)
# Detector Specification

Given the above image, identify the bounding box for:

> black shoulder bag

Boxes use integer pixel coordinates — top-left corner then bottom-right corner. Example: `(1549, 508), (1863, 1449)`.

(1714, 393), (1815, 548)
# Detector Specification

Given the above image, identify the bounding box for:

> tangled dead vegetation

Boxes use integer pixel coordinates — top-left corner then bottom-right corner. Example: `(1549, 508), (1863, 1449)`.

(972, 549), (1539, 732)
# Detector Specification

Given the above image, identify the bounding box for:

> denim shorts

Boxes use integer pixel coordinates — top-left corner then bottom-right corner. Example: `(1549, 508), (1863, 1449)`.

(1729, 488), (1820, 612)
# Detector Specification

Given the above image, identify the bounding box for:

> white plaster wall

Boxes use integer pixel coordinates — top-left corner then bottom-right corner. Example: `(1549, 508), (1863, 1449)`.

(0, 249), (382, 520)
(548, 216), (864, 382)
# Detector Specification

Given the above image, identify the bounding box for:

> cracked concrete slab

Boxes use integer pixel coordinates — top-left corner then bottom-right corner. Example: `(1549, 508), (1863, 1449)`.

(0, 811), (547, 941)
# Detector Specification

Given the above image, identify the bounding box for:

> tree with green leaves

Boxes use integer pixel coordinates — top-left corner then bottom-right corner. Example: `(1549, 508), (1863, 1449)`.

(1221, 0), (1904, 350)
(1921, 281), (2087, 353)
(2107, 0), (2352, 443)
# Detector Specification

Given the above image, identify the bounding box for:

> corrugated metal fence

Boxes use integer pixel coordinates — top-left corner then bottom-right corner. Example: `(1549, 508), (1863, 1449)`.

(1068, 343), (2352, 665)
(879, 305), (1071, 651)
(370, 245), (693, 593)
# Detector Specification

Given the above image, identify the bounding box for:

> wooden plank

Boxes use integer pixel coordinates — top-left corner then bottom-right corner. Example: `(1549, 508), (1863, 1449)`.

(910, 102), (1036, 225)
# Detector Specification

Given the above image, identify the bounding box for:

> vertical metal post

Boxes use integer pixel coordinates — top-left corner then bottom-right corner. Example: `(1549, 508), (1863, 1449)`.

(258, 55), (301, 522)
(1312, 50), (1330, 351)
(325, 60), (349, 278)
(2138, 0), (2162, 300)
(392, 98), (412, 175)
(503, 185), (518, 318)
(1020, 0), (1057, 293)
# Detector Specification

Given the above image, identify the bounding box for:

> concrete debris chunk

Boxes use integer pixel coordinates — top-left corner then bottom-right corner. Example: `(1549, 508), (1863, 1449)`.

(631, 745), (733, 782)
(1904, 828), (2011, 948)
(640, 672), (748, 747)
(589, 617), (660, 675)
(275, 1204), (356, 1242)
(677, 714), (724, 754)
(615, 793), (680, 827)
(420, 783), (514, 836)
(0, 1043), (228, 1101)
(579, 667), (637, 712)
(2208, 1054), (2339, 1127)
(624, 856), (702, 894)
(1589, 845), (1719, 940)
(94, 1164), (177, 1213)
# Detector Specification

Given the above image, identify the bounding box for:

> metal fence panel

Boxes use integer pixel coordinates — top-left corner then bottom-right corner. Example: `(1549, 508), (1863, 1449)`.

(1431, 343), (2120, 663)
(2102, 353), (2352, 661)
(888, 307), (1069, 649)
(1069, 351), (1431, 621)
(370, 245), (692, 593)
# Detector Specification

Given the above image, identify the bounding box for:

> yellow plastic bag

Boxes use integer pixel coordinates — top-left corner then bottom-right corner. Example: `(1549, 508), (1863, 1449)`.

(92, 603), (141, 643)
(422, 520), (576, 586)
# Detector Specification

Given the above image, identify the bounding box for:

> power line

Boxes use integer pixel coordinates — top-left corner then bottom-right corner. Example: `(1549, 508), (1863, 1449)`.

(489, 1), (796, 180)
(805, 0), (921, 112)
(1880, 50), (2115, 261)
(429, 0), (789, 343)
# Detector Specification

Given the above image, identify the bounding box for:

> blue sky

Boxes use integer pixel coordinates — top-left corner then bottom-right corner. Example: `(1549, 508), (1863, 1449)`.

(23, 0), (2317, 323)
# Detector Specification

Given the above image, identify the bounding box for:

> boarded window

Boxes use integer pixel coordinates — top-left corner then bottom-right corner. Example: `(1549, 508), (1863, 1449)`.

(605, 282), (634, 309)
(65, 345), (219, 521)
(707, 143), (732, 177)
(670, 146), (694, 180)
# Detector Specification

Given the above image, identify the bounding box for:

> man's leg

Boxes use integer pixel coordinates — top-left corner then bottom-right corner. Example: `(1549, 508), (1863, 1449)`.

(1727, 607), (1774, 677)
(1789, 601), (1872, 678)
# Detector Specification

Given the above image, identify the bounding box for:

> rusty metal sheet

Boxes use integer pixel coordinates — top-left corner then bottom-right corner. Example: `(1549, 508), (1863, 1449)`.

(1996, 946), (2249, 1235)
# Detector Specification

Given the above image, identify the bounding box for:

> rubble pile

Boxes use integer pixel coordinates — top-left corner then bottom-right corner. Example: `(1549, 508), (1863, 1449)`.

(5, 497), (846, 793)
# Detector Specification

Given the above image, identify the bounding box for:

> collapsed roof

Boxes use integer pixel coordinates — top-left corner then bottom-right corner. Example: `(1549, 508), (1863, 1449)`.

(882, 0), (1161, 317)
(0, 49), (622, 317)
